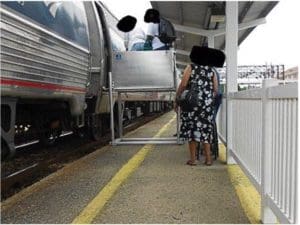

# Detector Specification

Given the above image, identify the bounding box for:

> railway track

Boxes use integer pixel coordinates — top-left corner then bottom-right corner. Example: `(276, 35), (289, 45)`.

(1, 113), (165, 201)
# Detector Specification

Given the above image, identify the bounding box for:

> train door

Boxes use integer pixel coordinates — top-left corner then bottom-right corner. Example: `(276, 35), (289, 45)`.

(83, 2), (107, 99)
(82, 2), (114, 140)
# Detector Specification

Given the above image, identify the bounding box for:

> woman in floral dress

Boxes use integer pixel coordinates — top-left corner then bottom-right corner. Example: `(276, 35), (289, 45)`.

(175, 64), (218, 166)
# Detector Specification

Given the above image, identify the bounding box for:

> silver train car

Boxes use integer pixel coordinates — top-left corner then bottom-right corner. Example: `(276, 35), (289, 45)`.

(0, 1), (174, 159)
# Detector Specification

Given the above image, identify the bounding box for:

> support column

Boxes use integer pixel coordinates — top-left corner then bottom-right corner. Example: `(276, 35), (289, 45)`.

(207, 35), (215, 48)
(225, 1), (238, 164)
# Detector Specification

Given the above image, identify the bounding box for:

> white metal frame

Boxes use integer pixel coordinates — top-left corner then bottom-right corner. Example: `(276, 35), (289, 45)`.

(108, 52), (182, 145)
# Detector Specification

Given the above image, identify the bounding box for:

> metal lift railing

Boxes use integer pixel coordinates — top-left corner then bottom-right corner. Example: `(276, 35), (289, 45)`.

(109, 50), (182, 145)
(217, 79), (298, 223)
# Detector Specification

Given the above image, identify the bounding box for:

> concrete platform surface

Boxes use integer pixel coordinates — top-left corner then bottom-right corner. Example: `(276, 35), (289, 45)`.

(1, 112), (249, 224)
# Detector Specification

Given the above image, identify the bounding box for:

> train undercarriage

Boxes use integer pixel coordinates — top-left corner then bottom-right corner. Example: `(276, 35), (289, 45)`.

(1, 97), (173, 160)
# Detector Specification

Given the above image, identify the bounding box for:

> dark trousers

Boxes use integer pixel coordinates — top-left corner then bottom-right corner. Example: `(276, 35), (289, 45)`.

(154, 45), (170, 50)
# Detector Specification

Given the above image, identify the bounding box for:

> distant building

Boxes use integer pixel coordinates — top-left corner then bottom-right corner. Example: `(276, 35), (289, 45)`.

(282, 66), (298, 80)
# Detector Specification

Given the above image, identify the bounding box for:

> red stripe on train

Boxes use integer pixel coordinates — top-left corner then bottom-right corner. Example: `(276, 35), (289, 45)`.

(0, 78), (86, 93)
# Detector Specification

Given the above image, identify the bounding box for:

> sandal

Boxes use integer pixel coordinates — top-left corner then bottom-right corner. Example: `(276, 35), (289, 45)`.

(204, 160), (213, 166)
(204, 156), (213, 166)
(186, 160), (197, 166)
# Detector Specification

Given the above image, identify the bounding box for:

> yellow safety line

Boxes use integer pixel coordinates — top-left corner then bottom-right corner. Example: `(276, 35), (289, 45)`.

(72, 115), (176, 224)
(219, 144), (261, 224)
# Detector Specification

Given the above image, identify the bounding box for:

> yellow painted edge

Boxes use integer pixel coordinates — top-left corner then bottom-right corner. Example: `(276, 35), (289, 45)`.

(72, 115), (176, 224)
(219, 144), (261, 224)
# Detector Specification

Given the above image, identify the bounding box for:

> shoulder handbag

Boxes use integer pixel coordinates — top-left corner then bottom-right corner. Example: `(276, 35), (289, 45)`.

(176, 83), (199, 111)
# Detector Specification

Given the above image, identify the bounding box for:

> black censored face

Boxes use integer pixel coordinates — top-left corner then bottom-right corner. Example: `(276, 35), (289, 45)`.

(117, 15), (137, 32)
(144, 8), (160, 23)
(117, 8), (161, 33)
(190, 46), (225, 67)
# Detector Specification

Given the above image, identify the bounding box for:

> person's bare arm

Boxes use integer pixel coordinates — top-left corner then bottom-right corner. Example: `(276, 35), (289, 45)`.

(176, 65), (192, 97)
(174, 65), (192, 111)
(212, 72), (218, 97)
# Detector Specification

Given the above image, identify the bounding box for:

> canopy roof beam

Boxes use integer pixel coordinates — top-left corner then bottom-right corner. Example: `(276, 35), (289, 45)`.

(173, 17), (266, 38)
(211, 17), (266, 37)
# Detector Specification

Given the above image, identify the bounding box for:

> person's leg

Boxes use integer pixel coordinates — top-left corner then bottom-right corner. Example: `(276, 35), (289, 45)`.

(187, 141), (197, 164)
(131, 42), (145, 51)
(136, 42), (145, 51)
(203, 143), (212, 165)
(154, 45), (170, 50)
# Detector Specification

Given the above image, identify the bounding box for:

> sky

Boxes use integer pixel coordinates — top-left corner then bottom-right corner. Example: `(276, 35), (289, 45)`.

(103, 0), (151, 30)
(237, 0), (299, 69)
(103, 0), (299, 69)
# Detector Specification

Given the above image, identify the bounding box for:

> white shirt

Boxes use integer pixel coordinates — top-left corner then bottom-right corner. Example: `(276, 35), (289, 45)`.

(128, 27), (146, 50)
(146, 23), (165, 50)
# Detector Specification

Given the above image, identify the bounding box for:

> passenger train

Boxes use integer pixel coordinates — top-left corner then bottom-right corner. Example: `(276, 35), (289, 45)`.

(0, 1), (175, 159)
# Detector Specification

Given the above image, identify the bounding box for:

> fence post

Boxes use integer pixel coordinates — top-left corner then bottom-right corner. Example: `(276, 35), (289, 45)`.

(226, 93), (236, 164)
(261, 79), (278, 223)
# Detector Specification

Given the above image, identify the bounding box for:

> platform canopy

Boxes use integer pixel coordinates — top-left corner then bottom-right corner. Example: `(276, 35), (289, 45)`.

(151, 1), (278, 70)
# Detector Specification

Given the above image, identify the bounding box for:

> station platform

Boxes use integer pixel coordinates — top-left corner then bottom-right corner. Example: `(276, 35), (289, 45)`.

(1, 112), (253, 224)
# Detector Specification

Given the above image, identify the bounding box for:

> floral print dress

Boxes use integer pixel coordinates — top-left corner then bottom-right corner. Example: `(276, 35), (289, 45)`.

(180, 64), (215, 143)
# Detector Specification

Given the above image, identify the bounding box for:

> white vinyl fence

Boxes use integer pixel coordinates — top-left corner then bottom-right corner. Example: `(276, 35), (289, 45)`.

(217, 79), (298, 224)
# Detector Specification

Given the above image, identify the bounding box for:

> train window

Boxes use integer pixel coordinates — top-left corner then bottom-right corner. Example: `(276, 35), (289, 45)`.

(109, 28), (126, 52)
(48, 2), (89, 48)
(2, 1), (89, 49)
(2, 1), (54, 28)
